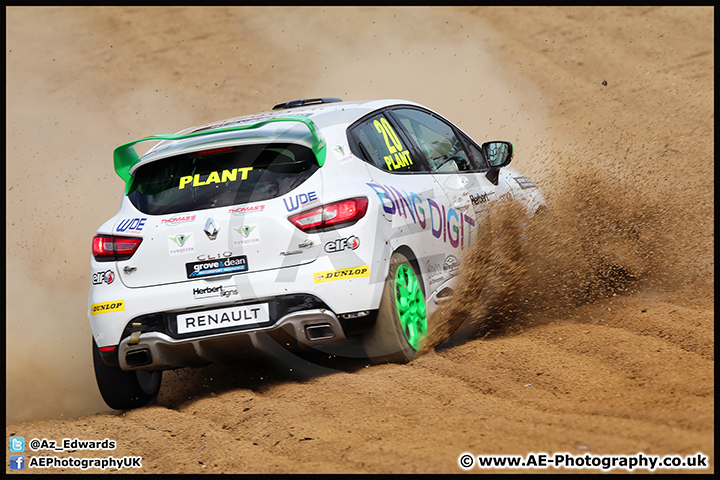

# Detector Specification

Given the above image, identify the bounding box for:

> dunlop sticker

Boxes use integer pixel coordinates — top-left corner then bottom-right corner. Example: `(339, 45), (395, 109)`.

(91, 300), (125, 316)
(314, 266), (370, 283)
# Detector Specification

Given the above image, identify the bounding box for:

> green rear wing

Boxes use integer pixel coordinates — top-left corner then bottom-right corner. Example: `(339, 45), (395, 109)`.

(113, 116), (327, 194)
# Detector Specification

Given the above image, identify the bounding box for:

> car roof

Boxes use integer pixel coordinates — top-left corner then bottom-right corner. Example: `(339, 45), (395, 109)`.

(139, 98), (422, 160)
(181, 98), (421, 133)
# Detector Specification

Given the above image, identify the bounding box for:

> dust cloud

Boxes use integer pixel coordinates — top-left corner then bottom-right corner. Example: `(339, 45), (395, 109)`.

(426, 167), (678, 351)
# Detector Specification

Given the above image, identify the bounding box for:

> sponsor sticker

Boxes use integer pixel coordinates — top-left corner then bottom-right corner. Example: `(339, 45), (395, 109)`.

(168, 233), (196, 256)
(161, 214), (196, 226)
(284, 191), (318, 212)
(314, 266), (370, 283)
(324, 236), (360, 253)
(470, 192), (490, 205)
(233, 225), (260, 246)
(513, 176), (537, 189)
(176, 303), (270, 334)
(90, 300), (125, 316)
(186, 255), (248, 279)
(192, 284), (239, 300)
(115, 218), (146, 234)
(443, 255), (460, 275)
(92, 270), (115, 285)
(229, 205), (265, 215)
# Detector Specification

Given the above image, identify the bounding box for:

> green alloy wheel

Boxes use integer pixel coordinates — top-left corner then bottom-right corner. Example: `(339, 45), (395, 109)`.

(363, 252), (428, 364)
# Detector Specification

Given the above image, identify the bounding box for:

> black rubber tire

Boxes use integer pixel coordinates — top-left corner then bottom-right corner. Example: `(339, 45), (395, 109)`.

(363, 252), (427, 364)
(92, 338), (162, 410)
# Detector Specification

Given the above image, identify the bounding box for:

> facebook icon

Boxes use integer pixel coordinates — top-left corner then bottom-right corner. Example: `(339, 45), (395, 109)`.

(10, 455), (25, 470)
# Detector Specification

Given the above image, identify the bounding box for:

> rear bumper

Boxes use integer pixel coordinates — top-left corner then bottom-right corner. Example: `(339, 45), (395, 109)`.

(113, 308), (372, 371)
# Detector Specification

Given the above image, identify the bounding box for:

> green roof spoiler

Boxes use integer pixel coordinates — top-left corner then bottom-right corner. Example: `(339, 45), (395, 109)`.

(113, 116), (327, 194)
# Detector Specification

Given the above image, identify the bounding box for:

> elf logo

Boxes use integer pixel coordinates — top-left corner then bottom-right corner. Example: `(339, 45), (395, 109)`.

(92, 270), (115, 285)
(324, 236), (360, 253)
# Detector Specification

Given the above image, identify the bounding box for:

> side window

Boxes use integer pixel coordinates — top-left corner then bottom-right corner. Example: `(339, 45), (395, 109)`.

(460, 132), (488, 171)
(348, 112), (421, 173)
(391, 108), (473, 173)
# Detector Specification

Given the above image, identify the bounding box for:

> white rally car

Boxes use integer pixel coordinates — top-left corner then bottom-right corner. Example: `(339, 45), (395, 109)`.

(89, 98), (545, 409)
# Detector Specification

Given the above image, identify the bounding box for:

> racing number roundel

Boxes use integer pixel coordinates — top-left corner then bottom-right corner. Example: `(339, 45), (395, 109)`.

(375, 117), (413, 171)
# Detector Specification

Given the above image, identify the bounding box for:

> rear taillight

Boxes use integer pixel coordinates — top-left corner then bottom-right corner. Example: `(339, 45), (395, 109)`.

(92, 234), (142, 262)
(288, 197), (368, 232)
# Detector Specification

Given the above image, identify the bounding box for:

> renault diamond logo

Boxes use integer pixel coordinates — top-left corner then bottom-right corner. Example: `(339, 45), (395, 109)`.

(204, 218), (220, 240)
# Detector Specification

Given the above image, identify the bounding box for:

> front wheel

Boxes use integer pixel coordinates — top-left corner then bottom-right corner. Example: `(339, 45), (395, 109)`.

(363, 252), (428, 364)
(92, 338), (162, 410)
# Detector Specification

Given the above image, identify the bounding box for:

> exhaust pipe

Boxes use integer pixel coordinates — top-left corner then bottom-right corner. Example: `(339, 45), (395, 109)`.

(304, 324), (335, 341)
(126, 348), (152, 367)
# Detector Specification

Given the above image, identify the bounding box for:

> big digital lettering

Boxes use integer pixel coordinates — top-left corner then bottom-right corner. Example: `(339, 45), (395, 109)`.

(366, 183), (476, 249)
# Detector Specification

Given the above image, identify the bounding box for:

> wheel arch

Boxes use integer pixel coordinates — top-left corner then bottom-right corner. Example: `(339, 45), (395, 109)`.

(391, 244), (427, 297)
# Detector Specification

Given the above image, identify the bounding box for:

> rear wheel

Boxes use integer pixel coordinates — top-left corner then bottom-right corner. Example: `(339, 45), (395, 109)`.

(363, 252), (428, 364)
(92, 338), (162, 410)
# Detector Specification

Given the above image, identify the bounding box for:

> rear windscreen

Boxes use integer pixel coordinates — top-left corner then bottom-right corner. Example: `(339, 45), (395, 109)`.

(127, 143), (319, 215)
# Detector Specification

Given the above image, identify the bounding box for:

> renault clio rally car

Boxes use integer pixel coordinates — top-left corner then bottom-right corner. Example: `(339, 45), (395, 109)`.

(89, 98), (545, 409)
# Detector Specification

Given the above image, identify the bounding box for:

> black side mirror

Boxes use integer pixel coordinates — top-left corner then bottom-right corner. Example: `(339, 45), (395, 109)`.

(483, 141), (513, 185)
(482, 141), (513, 168)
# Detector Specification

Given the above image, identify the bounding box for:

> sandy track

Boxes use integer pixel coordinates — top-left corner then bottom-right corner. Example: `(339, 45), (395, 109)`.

(6, 6), (713, 473)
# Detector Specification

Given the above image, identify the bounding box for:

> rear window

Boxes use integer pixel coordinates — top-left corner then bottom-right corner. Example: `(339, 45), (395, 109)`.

(127, 142), (319, 215)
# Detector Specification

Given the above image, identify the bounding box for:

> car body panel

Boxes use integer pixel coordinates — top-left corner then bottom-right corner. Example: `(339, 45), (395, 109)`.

(89, 98), (545, 367)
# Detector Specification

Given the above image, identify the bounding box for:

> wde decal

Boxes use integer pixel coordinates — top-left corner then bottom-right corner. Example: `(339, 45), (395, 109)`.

(366, 183), (477, 250)
(284, 191), (318, 212)
(116, 217), (147, 234)
(168, 233), (196, 256)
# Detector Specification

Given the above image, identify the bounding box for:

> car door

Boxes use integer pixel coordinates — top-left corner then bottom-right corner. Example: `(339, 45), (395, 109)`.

(346, 109), (461, 294)
(386, 107), (500, 250)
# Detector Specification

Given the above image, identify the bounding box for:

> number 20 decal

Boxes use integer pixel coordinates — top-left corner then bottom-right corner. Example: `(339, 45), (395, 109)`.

(374, 117), (413, 171)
